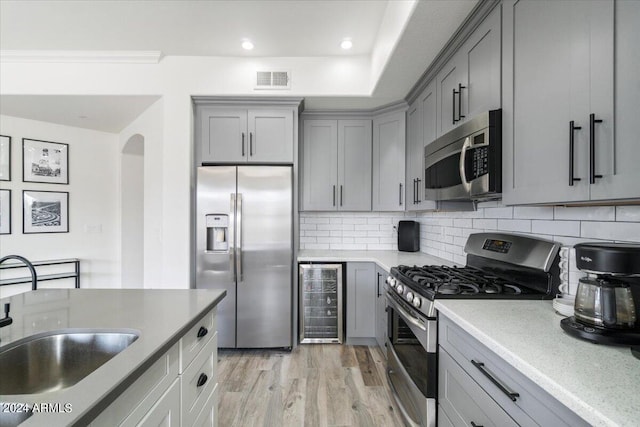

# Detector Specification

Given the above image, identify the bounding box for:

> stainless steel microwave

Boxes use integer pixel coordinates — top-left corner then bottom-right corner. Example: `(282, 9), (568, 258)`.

(424, 109), (501, 201)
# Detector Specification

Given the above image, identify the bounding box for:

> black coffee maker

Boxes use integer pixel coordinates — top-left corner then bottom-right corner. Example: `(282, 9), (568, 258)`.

(560, 243), (640, 358)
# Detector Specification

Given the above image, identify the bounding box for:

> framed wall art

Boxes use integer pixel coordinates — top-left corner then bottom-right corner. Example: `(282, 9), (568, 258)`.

(0, 189), (10, 234)
(0, 135), (10, 181)
(23, 138), (69, 184)
(23, 190), (69, 234)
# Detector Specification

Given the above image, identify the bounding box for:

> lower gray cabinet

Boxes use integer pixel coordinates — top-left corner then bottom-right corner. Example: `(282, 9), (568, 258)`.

(346, 262), (376, 339)
(375, 265), (388, 357)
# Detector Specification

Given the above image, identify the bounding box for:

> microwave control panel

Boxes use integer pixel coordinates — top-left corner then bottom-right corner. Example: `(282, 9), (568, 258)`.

(470, 146), (489, 178)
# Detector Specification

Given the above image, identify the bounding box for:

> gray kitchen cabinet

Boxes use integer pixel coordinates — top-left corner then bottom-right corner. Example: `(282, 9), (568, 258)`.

(301, 119), (372, 211)
(406, 81), (437, 211)
(436, 5), (501, 137)
(346, 262), (376, 339)
(438, 314), (589, 427)
(375, 265), (388, 358)
(372, 110), (406, 211)
(200, 107), (294, 164)
(503, 0), (638, 205)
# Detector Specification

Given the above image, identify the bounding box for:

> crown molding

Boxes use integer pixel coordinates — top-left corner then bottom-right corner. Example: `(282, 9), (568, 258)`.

(301, 99), (408, 119)
(0, 50), (163, 64)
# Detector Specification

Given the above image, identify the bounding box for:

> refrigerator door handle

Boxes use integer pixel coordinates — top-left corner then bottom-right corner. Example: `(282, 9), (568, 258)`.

(237, 193), (243, 282)
(230, 193), (237, 283)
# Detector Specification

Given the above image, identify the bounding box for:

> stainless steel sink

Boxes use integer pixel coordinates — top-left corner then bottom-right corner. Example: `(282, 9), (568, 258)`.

(0, 407), (32, 427)
(0, 330), (139, 395)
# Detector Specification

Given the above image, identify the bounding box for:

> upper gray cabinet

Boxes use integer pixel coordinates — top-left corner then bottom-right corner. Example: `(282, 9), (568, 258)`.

(436, 5), (501, 137)
(200, 107), (294, 164)
(503, 0), (640, 205)
(373, 110), (406, 211)
(301, 119), (372, 211)
(406, 81), (437, 211)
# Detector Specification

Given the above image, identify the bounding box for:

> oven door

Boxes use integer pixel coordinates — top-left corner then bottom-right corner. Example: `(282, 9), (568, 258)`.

(386, 291), (437, 427)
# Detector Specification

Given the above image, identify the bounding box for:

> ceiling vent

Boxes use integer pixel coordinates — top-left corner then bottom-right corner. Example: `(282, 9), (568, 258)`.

(255, 70), (291, 90)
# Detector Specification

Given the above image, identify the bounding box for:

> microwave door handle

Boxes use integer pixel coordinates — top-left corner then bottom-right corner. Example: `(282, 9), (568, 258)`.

(459, 137), (472, 193)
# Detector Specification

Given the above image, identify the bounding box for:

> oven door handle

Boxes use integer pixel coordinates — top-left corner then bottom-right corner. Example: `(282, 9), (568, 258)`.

(386, 294), (426, 332)
(459, 136), (472, 193)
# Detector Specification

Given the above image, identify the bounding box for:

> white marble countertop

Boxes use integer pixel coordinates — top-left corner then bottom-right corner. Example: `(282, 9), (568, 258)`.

(0, 288), (226, 426)
(435, 299), (640, 427)
(297, 249), (454, 271)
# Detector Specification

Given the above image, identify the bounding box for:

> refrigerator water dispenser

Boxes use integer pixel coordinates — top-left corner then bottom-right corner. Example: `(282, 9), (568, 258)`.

(206, 214), (229, 252)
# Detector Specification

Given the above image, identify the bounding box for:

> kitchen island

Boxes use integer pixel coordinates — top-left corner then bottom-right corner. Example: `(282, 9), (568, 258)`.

(435, 299), (640, 427)
(0, 288), (226, 426)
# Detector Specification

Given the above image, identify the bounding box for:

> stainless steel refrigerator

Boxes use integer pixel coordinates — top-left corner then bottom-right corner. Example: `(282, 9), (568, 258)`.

(196, 166), (293, 348)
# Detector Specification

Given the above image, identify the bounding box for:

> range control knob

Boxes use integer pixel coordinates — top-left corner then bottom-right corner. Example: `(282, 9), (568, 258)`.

(396, 284), (404, 294)
(387, 276), (396, 288)
(406, 292), (414, 303)
(412, 296), (422, 308)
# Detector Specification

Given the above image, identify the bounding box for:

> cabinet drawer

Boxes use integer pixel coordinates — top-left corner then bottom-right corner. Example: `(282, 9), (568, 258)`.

(193, 383), (218, 427)
(136, 377), (181, 426)
(439, 347), (518, 427)
(180, 308), (216, 373)
(92, 343), (179, 426)
(438, 314), (588, 427)
(182, 333), (218, 427)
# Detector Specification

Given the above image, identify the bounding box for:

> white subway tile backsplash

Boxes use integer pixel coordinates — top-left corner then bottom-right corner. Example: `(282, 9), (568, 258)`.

(368, 217), (393, 224)
(553, 206), (615, 221)
(300, 223), (317, 231)
(484, 207), (513, 219)
(616, 206), (640, 222)
(513, 206), (554, 219)
(453, 218), (473, 228)
(581, 221), (640, 242)
(497, 219), (531, 233)
(532, 220), (581, 237)
(304, 217), (330, 224)
(472, 219), (498, 230)
(305, 229), (330, 237)
(342, 217), (367, 225)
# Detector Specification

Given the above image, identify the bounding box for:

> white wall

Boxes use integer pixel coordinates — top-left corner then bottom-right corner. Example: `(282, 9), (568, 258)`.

(0, 115), (120, 297)
(121, 135), (144, 289)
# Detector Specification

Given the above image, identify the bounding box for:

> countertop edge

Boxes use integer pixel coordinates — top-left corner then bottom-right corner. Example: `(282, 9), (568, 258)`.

(297, 249), (453, 272)
(434, 301), (616, 427)
(73, 290), (226, 426)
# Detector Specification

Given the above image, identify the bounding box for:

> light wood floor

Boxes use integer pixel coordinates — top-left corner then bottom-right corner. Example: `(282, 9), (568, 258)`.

(217, 344), (405, 426)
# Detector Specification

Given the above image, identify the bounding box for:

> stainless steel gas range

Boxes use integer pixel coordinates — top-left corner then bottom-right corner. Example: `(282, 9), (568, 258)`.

(384, 233), (561, 427)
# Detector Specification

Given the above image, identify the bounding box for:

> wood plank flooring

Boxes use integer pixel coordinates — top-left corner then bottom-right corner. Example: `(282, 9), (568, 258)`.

(217, 344), (405, 426)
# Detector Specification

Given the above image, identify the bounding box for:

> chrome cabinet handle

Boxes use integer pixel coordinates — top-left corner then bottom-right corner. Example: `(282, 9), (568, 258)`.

(589, 113), (603, 184)
(471, 359), (520, 402)
(569, 121), (582, 186)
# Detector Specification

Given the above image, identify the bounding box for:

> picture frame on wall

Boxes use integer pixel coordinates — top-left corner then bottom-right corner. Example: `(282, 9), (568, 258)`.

(0, 135), (10, 181)
(23, 190), (69, 234)
(0, 189), (10, 234)
(23, 138), (69, 184)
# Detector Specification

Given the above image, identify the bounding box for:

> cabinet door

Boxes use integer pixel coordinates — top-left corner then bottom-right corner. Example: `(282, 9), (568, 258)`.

(346, 262), (376, 339)
(591, 0), (640, 200)
(375, 266), (388, 357)
(405, 102), (421, 211)
(461, 4), (501, 120)
(436, 54), (466, 136)
(418, 82), (438, 210)
(201, 109), (247, 163)
(137, 378), (181, 427)
(247, 109), (294, 163)
(337, 120), (372, 211)
(301, 120), (338, 211)
(372, 111), (406, 211)
(505, 0), (591, 204)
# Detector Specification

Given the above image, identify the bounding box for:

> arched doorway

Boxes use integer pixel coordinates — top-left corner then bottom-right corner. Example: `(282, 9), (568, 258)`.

(121, 134), (144, 288)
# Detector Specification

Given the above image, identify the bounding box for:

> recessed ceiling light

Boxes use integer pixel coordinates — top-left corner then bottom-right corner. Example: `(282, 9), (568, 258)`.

(242, 40), (254, 50)
(340, 39), (353, 50)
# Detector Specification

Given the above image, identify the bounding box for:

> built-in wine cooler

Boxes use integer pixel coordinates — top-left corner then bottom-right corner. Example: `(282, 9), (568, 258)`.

(299, 263), (344, 344)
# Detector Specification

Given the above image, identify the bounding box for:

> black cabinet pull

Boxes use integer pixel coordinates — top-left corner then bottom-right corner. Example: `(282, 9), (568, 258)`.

(241, 132), (245, 156)
(471, 359), (520, 402)
(399, 183), (403, 206)
(416, 178), (421, 203)
(249, 132), (254, 156)
(333, 185), (336, 207)
(589, 113), (603, 184)
(377, 272), (382, 297)
(197, 326), (208, 338)
(412, 179), (416, 204)
(196, 373), (208, 387)
(470, 422), (484, 427)
(458, 83), (466, 120)
(452, 88), (458, 124)
(340, 185), (343, 206)
(569, 121), (582, 186)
